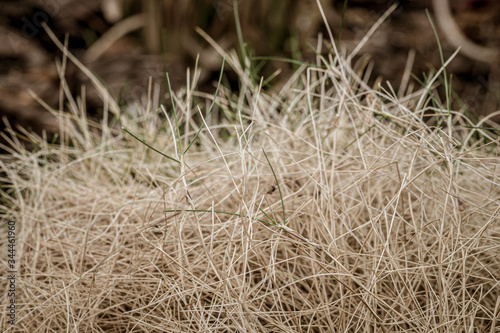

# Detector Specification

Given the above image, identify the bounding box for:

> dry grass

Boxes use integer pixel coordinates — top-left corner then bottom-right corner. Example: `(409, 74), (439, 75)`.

(1, 35), (500, 332)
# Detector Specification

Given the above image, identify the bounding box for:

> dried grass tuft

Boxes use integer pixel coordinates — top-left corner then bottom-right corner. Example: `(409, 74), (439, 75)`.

(1, 43), (500, 332)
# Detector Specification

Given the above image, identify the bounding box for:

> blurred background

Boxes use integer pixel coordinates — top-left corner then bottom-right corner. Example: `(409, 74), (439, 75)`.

(1, 0), (499, 137)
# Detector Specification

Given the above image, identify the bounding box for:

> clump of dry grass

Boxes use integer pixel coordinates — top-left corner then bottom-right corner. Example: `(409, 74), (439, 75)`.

(1, 36), (500, 332)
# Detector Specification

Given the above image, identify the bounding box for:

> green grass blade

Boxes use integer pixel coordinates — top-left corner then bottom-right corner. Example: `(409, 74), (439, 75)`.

(426, 9), (451, 113)
(250, 56), (319, 68)
(262, 148), (285, 224)
(183, 57), (226, 155)
(165, 209), (275, 227)
(233, 0), (248, 67)
(254, 203), (276, 225)
(337, 0), (349, 46)
(343, 124), (376, 149)
(463, 126), (500, 132)
(166, 73), (183, 153)
(122, 127), (180, 163)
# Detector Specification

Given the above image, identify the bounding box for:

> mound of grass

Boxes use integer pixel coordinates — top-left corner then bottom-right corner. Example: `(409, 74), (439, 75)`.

(1, 30), (500, 332)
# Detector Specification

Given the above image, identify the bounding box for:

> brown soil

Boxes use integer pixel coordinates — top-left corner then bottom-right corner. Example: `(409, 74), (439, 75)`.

(1, 0), (499, 141)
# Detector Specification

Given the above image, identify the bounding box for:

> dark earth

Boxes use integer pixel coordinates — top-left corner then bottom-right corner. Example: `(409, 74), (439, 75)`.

(1, 0), (499, 144)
